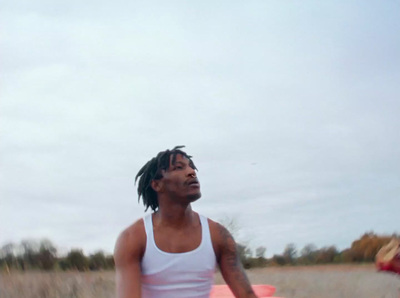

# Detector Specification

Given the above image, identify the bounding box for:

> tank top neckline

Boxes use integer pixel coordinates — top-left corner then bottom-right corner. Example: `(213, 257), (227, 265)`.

(147, 213), (206, 256)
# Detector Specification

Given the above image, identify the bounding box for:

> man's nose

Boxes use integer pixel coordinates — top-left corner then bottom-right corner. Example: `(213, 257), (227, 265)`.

(187, 168), (196, 178)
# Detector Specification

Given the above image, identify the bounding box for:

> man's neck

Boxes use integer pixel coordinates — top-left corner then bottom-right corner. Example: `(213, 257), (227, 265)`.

(154, 204), (196, 229)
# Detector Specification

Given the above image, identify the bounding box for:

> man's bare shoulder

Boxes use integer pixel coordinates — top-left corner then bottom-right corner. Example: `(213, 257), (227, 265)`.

(207, 218), (232, 259)
(114, 218), (147, 265)
(207, 218), (230, 237)
(207, 217), (223, 232)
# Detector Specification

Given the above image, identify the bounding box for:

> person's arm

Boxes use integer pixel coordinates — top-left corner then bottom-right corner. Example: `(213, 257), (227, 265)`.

(114, 220), (146, 298)
(213, 222), (257, 298)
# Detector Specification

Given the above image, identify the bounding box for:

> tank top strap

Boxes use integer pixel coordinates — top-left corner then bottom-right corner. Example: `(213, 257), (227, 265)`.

(143, 214), (155, 247)
(199, 215), (213, 249)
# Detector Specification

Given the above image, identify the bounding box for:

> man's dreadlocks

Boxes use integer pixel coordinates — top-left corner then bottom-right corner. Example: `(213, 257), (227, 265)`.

(135, 146), (197, 212)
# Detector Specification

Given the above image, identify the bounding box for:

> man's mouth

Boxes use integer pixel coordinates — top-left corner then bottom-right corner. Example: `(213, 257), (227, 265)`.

(187, 179), (200, 187)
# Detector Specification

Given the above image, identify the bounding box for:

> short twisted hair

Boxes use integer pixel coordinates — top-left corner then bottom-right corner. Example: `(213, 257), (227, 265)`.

(135, 146), (197, 212)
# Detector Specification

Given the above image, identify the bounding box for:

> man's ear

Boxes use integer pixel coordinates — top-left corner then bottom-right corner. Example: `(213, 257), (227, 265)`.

(151, 179), (163, 192)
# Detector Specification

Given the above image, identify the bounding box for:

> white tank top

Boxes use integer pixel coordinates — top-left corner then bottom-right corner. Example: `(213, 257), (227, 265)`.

(141, 214), (217, 298)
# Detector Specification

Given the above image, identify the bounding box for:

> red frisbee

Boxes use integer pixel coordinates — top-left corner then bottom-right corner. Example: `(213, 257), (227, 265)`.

(210, 284), (276, 297)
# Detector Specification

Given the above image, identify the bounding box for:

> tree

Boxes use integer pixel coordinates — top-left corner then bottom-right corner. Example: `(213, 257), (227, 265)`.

(315, 246), (338, 264)
(1, 243), (17, 271)
(283, 243), (297, 265)
(349, 232), (392, 263)
(254, 246), (267, 267)
(58, 258), (70, 271)
(271, 254), (286, 266)
(299, 243), (317, 264)
(89, 251), (107, 271)
(255, 246), (266, 259)
(37, 239), (57, 270)
(66, 249), (88, 271)
(1, 243), (16, 256)
(105, 255), (115, 269)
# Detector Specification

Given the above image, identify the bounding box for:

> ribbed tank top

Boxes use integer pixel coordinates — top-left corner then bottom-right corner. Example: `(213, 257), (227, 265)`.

(141, 214), (217, 298)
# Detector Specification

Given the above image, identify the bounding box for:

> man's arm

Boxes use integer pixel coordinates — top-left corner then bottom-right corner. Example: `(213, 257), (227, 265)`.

(114, 220), (145, 298)
(212, 222), (257, 298)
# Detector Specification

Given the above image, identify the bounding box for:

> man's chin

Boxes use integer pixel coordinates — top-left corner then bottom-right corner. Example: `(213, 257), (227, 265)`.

(187, 192), (201, 202)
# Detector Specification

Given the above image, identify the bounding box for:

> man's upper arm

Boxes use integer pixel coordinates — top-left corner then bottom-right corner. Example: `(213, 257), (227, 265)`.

(114, 220), (146, 298)
(212, 222), (257, 298)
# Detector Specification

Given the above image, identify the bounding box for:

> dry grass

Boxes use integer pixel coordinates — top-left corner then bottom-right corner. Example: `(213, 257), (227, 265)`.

(0, 264), (399, 298)
(0, 271), (114, 298)
(236, 264), (400, 298)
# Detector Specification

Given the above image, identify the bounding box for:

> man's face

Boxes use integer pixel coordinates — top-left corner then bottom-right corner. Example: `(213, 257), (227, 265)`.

(158, 154), (201, 202)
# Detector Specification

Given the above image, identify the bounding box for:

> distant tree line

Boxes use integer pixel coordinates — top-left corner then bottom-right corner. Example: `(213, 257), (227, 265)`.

(1, 232), (398, 272)
(0, 239), (114, 272)
(238, 232), (399, 269)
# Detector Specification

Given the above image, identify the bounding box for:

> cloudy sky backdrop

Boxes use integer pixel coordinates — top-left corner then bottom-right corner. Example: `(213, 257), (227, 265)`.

(1, 0), (399, 256)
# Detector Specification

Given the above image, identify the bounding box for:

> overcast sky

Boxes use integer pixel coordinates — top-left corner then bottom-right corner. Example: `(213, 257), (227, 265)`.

(1, 1), (399, 257)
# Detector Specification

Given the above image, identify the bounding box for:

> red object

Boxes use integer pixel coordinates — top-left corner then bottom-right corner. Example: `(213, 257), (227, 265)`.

(376, 258), (400, 274)
(375, 239), (400, 274)
(210, 284), (276, 297)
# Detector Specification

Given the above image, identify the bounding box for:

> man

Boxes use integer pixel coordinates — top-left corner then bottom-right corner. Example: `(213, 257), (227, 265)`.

(114, 146), (257, 298)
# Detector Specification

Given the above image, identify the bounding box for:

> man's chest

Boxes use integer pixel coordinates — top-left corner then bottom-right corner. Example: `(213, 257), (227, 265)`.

(152, 225), (202, 253)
